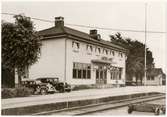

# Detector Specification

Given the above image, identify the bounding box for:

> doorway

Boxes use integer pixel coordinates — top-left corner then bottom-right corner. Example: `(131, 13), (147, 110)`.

(96, 66), (107, 84)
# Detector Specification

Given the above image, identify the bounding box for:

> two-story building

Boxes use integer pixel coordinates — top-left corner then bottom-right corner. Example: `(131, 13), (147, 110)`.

(28, 17), (128, 87)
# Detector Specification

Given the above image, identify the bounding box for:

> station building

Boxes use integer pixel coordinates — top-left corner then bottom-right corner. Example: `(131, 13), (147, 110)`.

(28, 17), (128, 87)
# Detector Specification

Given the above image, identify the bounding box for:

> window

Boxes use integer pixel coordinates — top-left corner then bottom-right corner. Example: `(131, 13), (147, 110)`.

(72, 41), (80, 52)
(120, 53), (123, 58)
(151, 76), (154, 80)
(73, 62), (91, 79)
(98, 48), (101, 54)
(110, 67), (122, 80)
(87, 45), (93, 54)
(112, 51), (115, 56)
(119, 68), (122, 79)
(104, 49), (108, 55)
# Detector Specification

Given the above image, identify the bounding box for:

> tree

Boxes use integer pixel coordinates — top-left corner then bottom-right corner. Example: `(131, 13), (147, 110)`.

(110, 32), (154, 85)
(2, 15), (41, 86)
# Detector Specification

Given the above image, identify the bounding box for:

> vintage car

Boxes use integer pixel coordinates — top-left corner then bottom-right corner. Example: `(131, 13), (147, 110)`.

(128, 103), (165, 115)
(36, 77), (71, 93)
(21, 77), (71, 95)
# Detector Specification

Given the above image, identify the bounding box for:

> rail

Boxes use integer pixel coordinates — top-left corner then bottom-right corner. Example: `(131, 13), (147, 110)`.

(32, 93), (165, 115)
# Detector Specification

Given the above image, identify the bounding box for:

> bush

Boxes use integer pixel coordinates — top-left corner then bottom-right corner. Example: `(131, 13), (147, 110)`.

(1, 88), (16, 99)
(2, 87), (33, 99)
(15, 87), (33, 97)
(72, 85), (92, 91)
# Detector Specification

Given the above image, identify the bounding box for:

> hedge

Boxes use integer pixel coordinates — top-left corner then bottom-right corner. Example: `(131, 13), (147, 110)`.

(2, 87), (33, 99)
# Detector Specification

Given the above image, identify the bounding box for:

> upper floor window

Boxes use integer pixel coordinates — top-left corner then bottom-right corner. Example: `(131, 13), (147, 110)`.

(112, 51), (115, 56)
(102, 49), (107, 55)
(98, 47), (101, 54)
(87, 44), (93, 54)
(72, 41), (80, 52)
(118, 52), (123, 58)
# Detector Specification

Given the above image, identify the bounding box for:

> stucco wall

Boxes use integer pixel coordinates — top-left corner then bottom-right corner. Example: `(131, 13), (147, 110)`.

(29, 38), (65, 82)
(146, 75), (162, 85)
(66, 39), (126, 85)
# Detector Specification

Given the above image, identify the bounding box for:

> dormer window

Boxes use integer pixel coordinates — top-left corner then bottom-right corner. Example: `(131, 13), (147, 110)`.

(118, 52), (123, 58)
(112, 51), (115, 56)
(98, 48), (101, 54)
(87, 44), (93, 54)
(105, 49), (108, 55)
(72, 41), (80, 52)
(120, 53), (123, 58)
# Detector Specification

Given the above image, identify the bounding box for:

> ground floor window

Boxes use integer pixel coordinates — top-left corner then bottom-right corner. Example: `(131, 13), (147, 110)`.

(147, 76), (154, 80)
(110, 67), (122, 80)
(73, 62), (91, 79)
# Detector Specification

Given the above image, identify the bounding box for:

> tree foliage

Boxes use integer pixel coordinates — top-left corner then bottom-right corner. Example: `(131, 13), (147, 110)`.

(2, 15), (41, 76)
(110, 32), (154, 84)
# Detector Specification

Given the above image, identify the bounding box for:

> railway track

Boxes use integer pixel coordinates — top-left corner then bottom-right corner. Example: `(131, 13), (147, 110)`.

(33, 93), (165, 115)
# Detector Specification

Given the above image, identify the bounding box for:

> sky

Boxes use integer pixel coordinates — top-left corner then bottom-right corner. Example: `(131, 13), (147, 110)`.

(1, 1), (167, 74)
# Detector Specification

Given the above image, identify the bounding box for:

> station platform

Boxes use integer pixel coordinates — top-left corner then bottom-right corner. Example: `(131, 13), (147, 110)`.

(2, 86), (165, 110)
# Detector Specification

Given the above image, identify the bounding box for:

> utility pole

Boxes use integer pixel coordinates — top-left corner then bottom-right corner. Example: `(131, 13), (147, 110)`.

(144, 3), (147, 86)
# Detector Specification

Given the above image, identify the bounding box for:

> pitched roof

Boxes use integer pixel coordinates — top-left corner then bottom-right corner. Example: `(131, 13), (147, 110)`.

(38, 26), (128, 52)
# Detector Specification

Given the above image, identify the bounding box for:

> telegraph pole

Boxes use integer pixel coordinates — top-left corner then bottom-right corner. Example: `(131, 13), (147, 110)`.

(144, 3), (147, 85)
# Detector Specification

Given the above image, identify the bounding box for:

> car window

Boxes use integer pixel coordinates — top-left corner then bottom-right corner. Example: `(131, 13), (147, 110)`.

(54, 79), (58, 82)
(36, 80), (41, 84)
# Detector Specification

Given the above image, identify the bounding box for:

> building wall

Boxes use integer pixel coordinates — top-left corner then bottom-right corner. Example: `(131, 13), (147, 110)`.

(29, 38), (65, 82)
(146, 75), (162, 86)
(66, 39), (126, 85)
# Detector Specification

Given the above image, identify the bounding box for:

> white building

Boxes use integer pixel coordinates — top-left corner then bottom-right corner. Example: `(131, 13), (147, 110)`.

(28, 17), (128, 87)
(146, 68), (165, 86)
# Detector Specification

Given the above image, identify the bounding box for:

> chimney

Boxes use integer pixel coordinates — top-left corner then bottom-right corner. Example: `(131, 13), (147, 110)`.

(89, 29), (101, 40)
(55, 16), (64, 27)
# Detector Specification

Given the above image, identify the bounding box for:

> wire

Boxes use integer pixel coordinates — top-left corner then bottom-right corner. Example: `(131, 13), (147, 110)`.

(1, 12), (167, 34)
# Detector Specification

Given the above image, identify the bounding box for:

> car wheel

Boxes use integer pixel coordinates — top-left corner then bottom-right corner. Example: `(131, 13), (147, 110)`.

(59, 88), (64, 93)
(154, 107), (160, 115)
(128, 105), (133, 114)
(40, 89), (47, 95)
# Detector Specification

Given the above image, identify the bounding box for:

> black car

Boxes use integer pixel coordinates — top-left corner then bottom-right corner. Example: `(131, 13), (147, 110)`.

(22, 77), (71, 95)
(36, 77), (71, 93)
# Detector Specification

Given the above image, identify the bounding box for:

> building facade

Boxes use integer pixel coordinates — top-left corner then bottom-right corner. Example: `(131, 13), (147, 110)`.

(28, 17), (128, 86)
(146, 68), (165, 86)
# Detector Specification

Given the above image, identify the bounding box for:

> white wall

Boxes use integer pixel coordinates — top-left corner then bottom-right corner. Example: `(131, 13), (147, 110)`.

(146, 75), (162, 85)
(66, 39), (126, 85)
(29, 38), (65, 82)
(29, 38), (126, 85)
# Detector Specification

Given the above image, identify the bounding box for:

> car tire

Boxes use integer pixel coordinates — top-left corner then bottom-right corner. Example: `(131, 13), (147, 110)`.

(59, 88), (64, 93)
(128, 105), (133, 114)
(40, 88), (47, 95)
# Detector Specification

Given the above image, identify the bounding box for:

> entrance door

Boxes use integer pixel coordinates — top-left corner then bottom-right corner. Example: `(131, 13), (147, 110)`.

(96, 66), (107, 84)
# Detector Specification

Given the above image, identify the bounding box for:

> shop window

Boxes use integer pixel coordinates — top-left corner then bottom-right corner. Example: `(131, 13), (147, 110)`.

(119, 68), (122, 79)
(78, 69), (81, 78)
(73, 62), (91, 79)
(110, 67), (122, 80)
(73, 69), (77, 78)
(83, 69), (86, 78)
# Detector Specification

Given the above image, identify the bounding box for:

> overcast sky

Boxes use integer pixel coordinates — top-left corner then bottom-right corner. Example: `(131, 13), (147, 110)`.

(2, 1), (166, 73)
